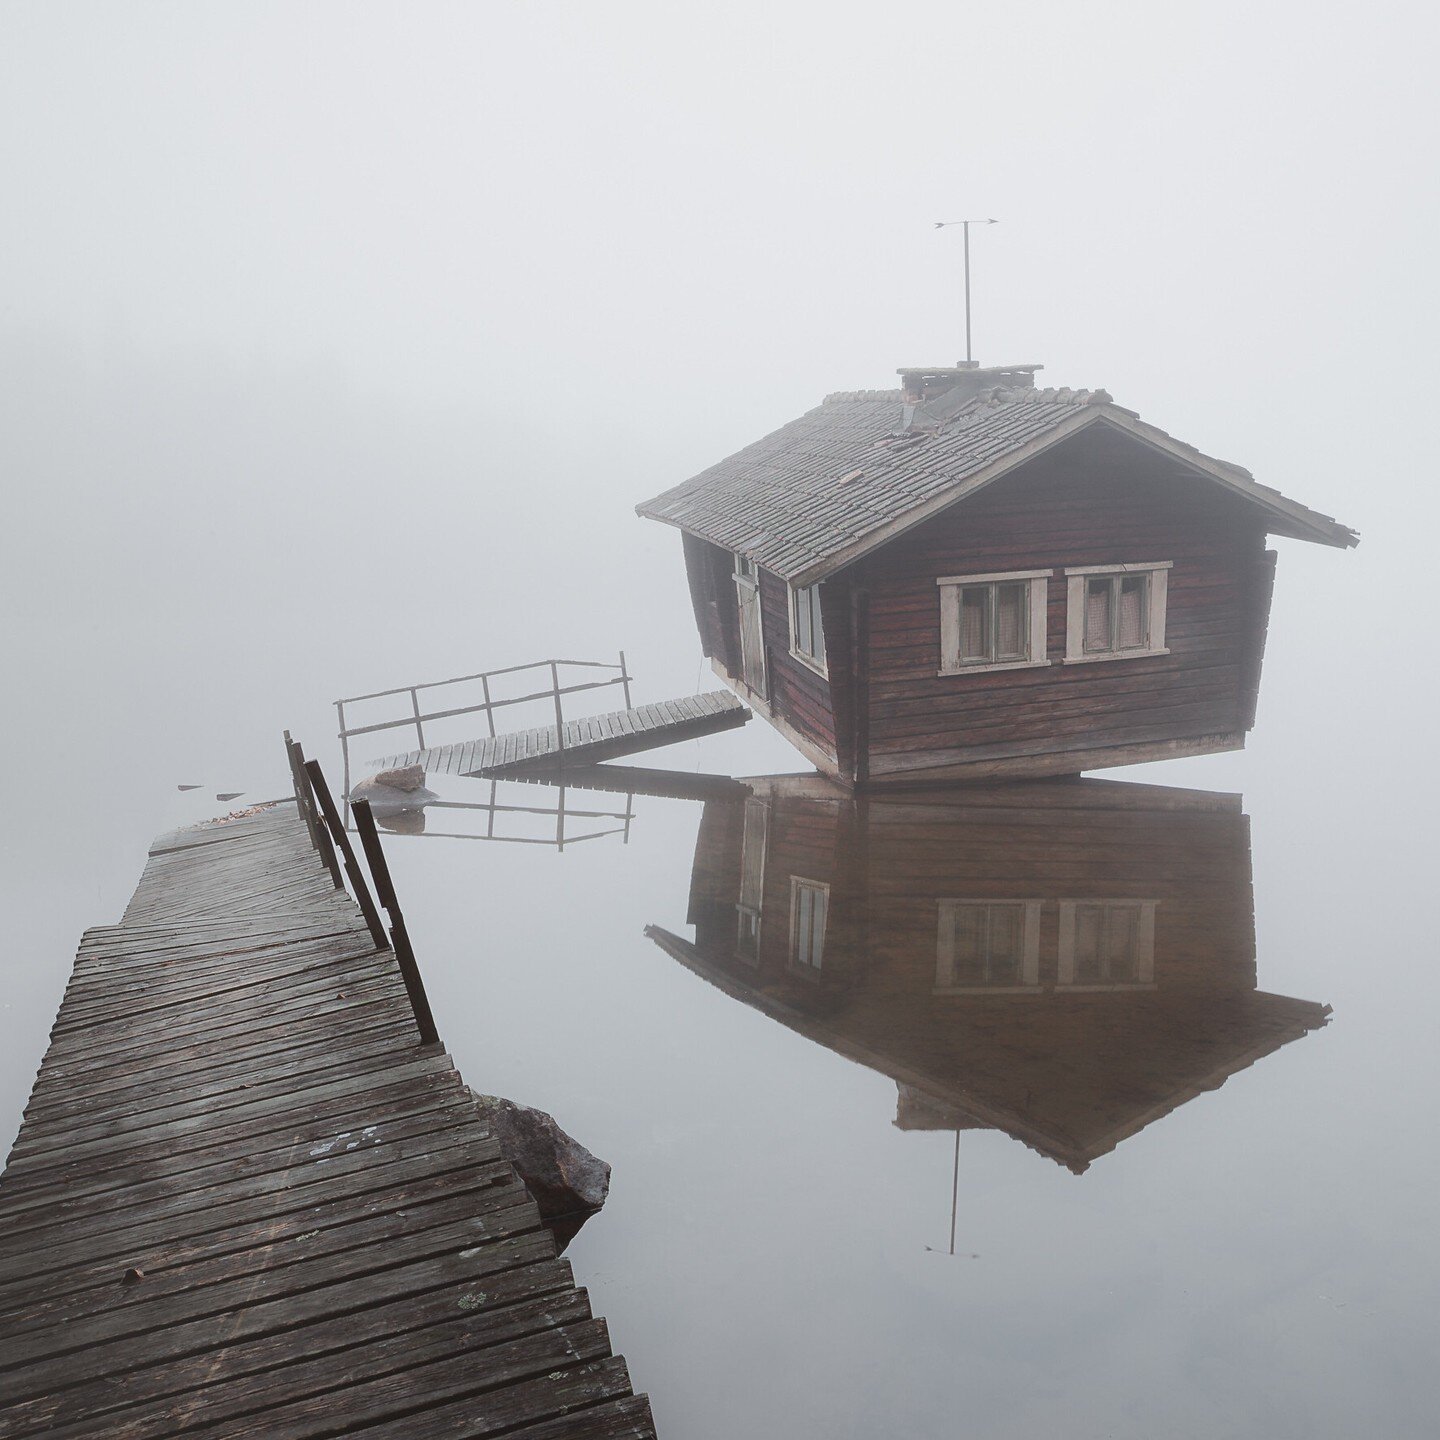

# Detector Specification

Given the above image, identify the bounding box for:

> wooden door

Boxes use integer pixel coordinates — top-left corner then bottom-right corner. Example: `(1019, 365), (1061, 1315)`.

(733, 555), (768, 700)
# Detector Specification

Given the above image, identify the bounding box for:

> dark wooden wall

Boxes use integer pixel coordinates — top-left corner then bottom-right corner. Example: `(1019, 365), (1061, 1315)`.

(858, 425), (1274, 782)
(681, 533), (843, 769)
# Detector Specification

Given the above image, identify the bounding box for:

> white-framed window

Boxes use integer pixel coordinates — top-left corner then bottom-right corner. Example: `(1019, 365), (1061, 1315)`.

(734, 798), (768, 965)
(788, 876), (829, 975)
(788, 582), (827, 675)
(1057, 900), (1157, 989)
(937, 571), (1050, 676)
(1064, 562), (1170, 663)
(935, 900), (1043, 993)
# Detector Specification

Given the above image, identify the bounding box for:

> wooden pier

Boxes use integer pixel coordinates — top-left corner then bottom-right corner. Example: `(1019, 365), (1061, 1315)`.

(0, 800), (655, 1438)
(375, 691), (749, 780)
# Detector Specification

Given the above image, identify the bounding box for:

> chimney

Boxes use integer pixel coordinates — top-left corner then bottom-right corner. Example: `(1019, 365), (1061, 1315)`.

(899, 362), (1042, 428)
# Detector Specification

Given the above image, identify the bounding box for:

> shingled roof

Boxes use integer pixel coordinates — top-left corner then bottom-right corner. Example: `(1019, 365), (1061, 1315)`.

(637, 367), (1357, 585)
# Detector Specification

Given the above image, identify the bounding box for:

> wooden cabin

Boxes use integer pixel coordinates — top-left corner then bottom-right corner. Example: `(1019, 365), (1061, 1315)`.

(637, 364), (1357, 785)
(646, 778), (1330, 1172)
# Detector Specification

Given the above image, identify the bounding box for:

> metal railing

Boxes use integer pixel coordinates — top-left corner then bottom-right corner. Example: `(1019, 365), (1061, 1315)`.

(335, 652), (633, 804)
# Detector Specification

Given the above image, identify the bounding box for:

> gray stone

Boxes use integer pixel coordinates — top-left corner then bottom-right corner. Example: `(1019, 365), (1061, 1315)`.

(469, 1092), (611, 1223)
(351, 768), (438, 813)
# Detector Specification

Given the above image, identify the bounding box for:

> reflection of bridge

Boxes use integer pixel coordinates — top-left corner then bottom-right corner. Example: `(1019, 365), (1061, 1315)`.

(336, 654), (749, 803)
(648, 775), (1330, 1175)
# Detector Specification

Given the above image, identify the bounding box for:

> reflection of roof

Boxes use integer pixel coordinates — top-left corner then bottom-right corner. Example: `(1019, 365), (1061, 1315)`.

(643, 924), (1330, 1174)
(636, 378), (1357, 584)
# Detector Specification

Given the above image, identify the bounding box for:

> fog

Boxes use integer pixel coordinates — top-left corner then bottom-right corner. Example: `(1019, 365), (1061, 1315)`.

(1, 4), (1437, 1434)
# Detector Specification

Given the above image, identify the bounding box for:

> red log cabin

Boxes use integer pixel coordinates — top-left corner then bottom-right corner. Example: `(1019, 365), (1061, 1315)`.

(637, 363), (1357, 785)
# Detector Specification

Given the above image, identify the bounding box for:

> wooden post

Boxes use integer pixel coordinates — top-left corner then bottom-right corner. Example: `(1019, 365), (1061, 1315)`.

(287, 734), (343, 889)
(480, 672), (496, 737)
(303, 759), (390, 950)
(410, 687), (426, 750)
(556, 782), (566, 851)
(351, 799), (440, 1046)
(619, 649), (633, 710)
(549, 660), (566, 764)
(336, 699), (352, 827)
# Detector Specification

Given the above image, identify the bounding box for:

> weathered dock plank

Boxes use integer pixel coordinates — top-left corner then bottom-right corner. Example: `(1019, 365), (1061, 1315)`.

(0, 802), (655, 1439)
(372, 689), (749, 780)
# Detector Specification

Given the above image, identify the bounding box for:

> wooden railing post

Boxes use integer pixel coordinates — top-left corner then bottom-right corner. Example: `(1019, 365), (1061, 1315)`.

(336, 699), (352, 827)
(480, 673), (496, 737)
(303, 759), (390, 951)
(619, 650), (633, 710)
(549, 660), (566, 764)
(286, 733), (343, 889)
(352, 799), (440, 1046)
(410, 687), (426, 750)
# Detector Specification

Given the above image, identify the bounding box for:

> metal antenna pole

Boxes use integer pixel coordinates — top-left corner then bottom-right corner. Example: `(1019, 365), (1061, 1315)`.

(963, 222), (972, 364)
(935, 218), (998, 364)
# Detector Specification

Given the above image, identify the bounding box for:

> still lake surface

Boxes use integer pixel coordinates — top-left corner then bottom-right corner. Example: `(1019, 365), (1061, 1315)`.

(1, 660), (1434, 1439)
(355, 743), (1429, 1440)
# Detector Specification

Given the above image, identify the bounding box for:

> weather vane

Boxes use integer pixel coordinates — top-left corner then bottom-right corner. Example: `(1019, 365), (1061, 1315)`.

(934, 218), (998, 365)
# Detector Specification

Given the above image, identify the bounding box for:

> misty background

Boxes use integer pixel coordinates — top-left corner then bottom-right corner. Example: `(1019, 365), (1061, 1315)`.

(1, 0), (1435, 1267)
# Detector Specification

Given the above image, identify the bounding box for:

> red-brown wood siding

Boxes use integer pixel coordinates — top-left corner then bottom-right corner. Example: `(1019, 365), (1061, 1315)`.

(860, 427), (1270, 780)
(757, 569), (840, 764)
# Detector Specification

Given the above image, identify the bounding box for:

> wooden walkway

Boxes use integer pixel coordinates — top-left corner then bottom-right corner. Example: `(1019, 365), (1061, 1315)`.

(375, 691), (748, 780)
(0, 804), (655, 1439)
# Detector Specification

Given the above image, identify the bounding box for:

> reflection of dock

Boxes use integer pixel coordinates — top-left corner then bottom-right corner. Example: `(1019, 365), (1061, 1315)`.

(0, 800), (654, 1436)
(380, 691), (750, 778)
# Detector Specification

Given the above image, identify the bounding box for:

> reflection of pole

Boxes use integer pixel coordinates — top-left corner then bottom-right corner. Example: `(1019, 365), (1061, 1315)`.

(949, 1129), (960, 1257)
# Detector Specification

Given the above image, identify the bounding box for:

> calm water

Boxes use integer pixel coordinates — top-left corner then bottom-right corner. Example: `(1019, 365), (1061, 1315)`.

(357, 748), (1434, 1440)
(1, 575), (1434, 1439)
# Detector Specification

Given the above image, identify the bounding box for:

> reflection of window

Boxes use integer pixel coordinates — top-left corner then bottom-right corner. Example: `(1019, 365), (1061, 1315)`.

(1064, 563), (1170, 663)
(936, 900), (1042, 992)
(937, 571), (1050, 675)
(734, 799), (768, 964)
(788, 583), (827, 674)
(789, 877), (829, 974)
(1058, 901), (1157, 988)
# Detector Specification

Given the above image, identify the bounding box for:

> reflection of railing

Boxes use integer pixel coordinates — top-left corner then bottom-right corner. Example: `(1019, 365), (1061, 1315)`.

(336, 653), (633, 804)
(360, 777), (635, 850)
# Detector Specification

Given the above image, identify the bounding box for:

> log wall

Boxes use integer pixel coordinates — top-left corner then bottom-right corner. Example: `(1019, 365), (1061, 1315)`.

(859, 427), (1273, 782)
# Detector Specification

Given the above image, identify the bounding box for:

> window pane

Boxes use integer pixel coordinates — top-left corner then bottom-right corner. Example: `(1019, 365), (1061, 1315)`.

(1084, 578), (1112, 652)
(1117, 575), (1148, 649)
(995, 582), (1026, 660)
(809, 588), (825, 661)
(809, 889), (827, 967)
(1073, 903), (1103, 982)
(1102, 905), (1140, 981)
(960, 587), (991, 661)
(987, 905), (1023, 984)
(795, 588), (812, 655)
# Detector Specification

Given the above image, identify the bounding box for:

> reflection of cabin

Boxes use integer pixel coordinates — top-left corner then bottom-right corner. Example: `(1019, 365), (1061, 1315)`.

(646, 777), (1329, 1172)
(637, 364), (1356, 784)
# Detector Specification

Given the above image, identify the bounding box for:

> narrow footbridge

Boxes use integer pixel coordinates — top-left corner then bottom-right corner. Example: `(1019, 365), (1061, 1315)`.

(377, 691), (749, 779)
(0, 787), (656, 1437)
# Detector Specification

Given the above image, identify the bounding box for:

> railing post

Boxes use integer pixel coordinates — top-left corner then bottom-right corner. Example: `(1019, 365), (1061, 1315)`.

(352, 799), (440, 1046)
(336, 699), (352, 828)
(303, 759), (391, 951)
(410, 687), (426, 750)
(481, 672), (496, 738)
(619, 649), (633, 709)
(549, 660), (566, 765)
(286, 733), (343, 889)
(556, 782), (566, 851)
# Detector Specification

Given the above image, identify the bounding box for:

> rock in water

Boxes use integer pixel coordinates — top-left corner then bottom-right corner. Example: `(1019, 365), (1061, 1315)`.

(351, 766), (439, 812)
(372, 764), (428, 791)
(469, 1092), (611, 1236)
